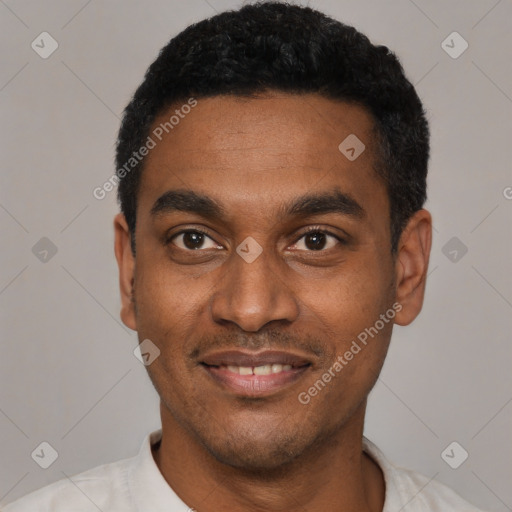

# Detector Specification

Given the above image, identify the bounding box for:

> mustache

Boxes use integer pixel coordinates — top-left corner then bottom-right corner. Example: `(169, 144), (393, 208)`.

(188, 327), (331, 363)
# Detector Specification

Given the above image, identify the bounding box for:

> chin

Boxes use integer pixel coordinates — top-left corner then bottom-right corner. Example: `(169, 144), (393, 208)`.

(205, 436), (305, 471)
(194, 418), (322, 472)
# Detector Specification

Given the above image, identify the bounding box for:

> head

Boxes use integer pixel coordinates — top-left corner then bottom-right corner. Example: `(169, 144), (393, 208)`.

(114, 1), (431, 470)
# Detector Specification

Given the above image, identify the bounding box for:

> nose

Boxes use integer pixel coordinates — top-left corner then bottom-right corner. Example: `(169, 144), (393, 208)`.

(210, 242), (300, 332)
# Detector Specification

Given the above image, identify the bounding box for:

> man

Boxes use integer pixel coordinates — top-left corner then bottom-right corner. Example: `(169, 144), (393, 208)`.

(4, 2), (486, 511)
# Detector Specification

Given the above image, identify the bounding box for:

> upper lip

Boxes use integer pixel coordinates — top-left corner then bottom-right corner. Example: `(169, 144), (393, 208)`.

(200, 350), (312, 368)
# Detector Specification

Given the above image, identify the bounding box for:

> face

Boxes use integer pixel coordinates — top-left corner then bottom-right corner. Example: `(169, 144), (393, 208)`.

(115, 93), (431, 470)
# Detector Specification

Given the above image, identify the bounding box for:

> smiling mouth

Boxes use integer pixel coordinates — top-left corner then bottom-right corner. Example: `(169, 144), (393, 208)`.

(199, 350), (312, 397)
(211, 363), (295, 375)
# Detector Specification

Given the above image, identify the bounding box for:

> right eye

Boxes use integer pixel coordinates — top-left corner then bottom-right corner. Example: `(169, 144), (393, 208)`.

(168, 229), (223, 251)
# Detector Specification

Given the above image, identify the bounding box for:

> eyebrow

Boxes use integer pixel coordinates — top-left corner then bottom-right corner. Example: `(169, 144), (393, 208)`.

(150, 188), (366, 222)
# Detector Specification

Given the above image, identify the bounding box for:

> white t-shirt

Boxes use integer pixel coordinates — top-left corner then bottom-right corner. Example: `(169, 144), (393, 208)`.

(2, 429), (486, 511)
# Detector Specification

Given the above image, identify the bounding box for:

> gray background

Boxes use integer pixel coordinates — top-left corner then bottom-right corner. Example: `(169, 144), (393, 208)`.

(1, 0), (511, 510)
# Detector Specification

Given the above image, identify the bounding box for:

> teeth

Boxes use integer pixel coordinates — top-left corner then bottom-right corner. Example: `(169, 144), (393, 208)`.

(254, 365), (272, 375)
(224, 364), (294, 375)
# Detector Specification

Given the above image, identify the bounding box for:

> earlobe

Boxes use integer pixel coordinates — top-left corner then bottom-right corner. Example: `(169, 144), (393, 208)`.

(393, 209), (432, 326)
(114, 213), (137, 331)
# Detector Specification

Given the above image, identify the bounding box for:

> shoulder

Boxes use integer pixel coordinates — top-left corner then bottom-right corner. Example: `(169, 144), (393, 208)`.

(362, 437), (488, 512)
(2, 457), (134, 512)
(391, 464), (487, 511)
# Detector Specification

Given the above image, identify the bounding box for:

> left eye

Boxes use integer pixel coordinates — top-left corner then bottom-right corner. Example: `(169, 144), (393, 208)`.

(291, 230), (342, 251)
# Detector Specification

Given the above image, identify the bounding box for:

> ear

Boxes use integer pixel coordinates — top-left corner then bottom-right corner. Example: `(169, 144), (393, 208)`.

(393, 209), (432, 326)
(114, 213), (137, 331)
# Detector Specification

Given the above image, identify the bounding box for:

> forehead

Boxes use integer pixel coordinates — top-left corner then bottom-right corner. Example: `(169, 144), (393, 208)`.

(138, 93), (387, 225)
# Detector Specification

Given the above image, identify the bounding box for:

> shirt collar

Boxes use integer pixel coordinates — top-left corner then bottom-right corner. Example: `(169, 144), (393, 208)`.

(128, 429), (190, 511)
(362, 436), (403, 511)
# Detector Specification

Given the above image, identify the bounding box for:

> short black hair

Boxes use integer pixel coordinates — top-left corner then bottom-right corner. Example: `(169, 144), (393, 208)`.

(116, 0), (429, 255)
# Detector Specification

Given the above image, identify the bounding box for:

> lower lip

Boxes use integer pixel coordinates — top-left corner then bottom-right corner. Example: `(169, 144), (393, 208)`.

(202, 365), (310, 397)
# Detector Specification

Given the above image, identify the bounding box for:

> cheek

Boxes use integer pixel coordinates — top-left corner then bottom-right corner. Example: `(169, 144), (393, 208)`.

(304, 257), (392, 330)
(299, 255), (394, 391)
(316, 320), (392, 408)
(135, 245), (200, 312)
(133, 261), (204, 359)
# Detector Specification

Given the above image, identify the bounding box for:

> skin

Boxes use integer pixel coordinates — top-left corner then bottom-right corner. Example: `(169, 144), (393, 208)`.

(114, 93), (432, 512)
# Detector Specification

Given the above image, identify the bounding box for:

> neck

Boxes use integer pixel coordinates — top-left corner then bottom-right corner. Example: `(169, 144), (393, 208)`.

(152, 401), (385, 512)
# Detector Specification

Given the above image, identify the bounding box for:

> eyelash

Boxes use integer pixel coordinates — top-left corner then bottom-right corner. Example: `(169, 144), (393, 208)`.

(166, 225), (347, 251)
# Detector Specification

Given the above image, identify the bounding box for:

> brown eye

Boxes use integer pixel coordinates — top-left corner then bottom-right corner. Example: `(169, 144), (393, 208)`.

(169, 230), (221, 251)
(304, 232), (328, 250)
(291, 229), (345, 252)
